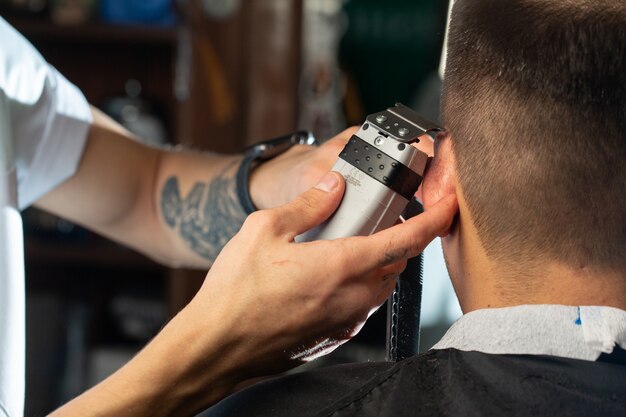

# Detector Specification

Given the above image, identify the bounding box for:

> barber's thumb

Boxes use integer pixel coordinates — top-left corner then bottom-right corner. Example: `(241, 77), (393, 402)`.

(275, 171), (345, 238)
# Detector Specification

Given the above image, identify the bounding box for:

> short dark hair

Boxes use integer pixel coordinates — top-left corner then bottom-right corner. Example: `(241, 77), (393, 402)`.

(442, 0), (625, 274)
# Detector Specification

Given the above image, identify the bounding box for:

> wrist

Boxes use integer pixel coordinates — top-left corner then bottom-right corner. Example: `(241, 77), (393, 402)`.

(52, 303), (249, 417)
(247, 159), (276, 210)
(236, 131), (317, 213)
(134, 304), (248, 414)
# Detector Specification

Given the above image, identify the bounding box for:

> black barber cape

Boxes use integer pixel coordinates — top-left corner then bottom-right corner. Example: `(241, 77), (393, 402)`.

(203, 348), (626, 417)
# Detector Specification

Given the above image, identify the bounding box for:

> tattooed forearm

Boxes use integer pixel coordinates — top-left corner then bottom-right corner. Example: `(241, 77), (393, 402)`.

(160, 161), (247, 262)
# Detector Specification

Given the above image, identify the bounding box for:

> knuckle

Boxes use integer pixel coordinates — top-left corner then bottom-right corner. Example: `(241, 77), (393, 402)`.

(332, 239), (356, 266)
(260, 210), (282, 229)
(244, 210), (280, 231)
(296, 193), (318, 212)
(329, 255), (353, 280)
(241, 212), (260, 230)
(378, 239), (409, 266)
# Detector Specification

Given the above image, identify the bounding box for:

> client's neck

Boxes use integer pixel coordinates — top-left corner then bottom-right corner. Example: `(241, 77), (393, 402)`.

(464, 261), (626, 313)
(446, 197), (626, 314)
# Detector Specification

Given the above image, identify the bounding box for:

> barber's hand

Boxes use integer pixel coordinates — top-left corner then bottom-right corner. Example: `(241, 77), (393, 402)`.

(248, 127), (357, 210)
(249, 127), (437, 209)
(185, 171), (458, 377)
(65, 173), (457, 416)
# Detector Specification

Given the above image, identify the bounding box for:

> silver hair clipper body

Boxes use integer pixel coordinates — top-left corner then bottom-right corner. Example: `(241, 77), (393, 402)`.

(298, 103), (443, 242)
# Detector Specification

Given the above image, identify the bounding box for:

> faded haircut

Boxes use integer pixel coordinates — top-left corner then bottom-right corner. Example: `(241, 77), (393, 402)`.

(442, 0), (626, 272)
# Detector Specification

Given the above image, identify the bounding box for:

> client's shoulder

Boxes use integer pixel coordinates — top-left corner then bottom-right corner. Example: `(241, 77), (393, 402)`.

(202, 349), (626, 417)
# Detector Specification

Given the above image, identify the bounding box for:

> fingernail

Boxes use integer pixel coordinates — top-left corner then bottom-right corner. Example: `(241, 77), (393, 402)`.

(315, 172), (339, 192)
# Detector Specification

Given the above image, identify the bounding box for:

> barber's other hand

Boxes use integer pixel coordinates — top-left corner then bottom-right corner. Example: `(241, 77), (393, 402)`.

(248, 127), (357, 210)
(185, 171), (458, 377)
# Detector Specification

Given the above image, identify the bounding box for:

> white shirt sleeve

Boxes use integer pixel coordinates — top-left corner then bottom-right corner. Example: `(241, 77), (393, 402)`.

(0, 16), (92, 210)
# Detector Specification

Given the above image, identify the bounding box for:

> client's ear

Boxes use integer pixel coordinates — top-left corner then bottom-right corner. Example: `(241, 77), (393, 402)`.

(422, 134), (458, 210)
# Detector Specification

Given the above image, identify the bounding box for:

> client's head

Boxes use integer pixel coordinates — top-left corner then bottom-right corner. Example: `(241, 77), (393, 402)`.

(423, 0), (626, 311)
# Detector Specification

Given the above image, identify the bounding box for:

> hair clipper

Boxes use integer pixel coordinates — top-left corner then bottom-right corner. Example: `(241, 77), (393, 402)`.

(297, 103), (443, 242)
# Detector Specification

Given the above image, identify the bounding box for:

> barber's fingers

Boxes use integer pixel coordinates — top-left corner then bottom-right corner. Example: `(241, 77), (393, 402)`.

(269, 171), (346, 238)
(347, 194), (458, 273)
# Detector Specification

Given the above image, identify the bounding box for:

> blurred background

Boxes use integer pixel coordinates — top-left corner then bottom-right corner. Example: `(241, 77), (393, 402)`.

(0, 0), (459, 414)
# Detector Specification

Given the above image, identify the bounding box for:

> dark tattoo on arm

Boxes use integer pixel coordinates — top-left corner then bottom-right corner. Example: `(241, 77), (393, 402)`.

(160, 161), (247, 262)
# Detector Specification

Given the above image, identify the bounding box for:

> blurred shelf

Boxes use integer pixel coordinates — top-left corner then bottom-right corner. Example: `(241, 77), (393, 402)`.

(5, 16), (177, 45)
(25, 236), (163, 271)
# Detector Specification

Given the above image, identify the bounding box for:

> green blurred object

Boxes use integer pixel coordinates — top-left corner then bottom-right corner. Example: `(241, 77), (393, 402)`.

(340, 0), (445, 116)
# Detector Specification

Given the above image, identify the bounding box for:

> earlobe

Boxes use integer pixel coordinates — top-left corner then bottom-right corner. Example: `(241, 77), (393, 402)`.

(421, 135), (458, 211)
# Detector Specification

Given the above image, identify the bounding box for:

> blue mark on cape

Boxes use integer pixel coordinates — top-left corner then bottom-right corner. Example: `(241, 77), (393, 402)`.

(575, 306), (582, 325)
